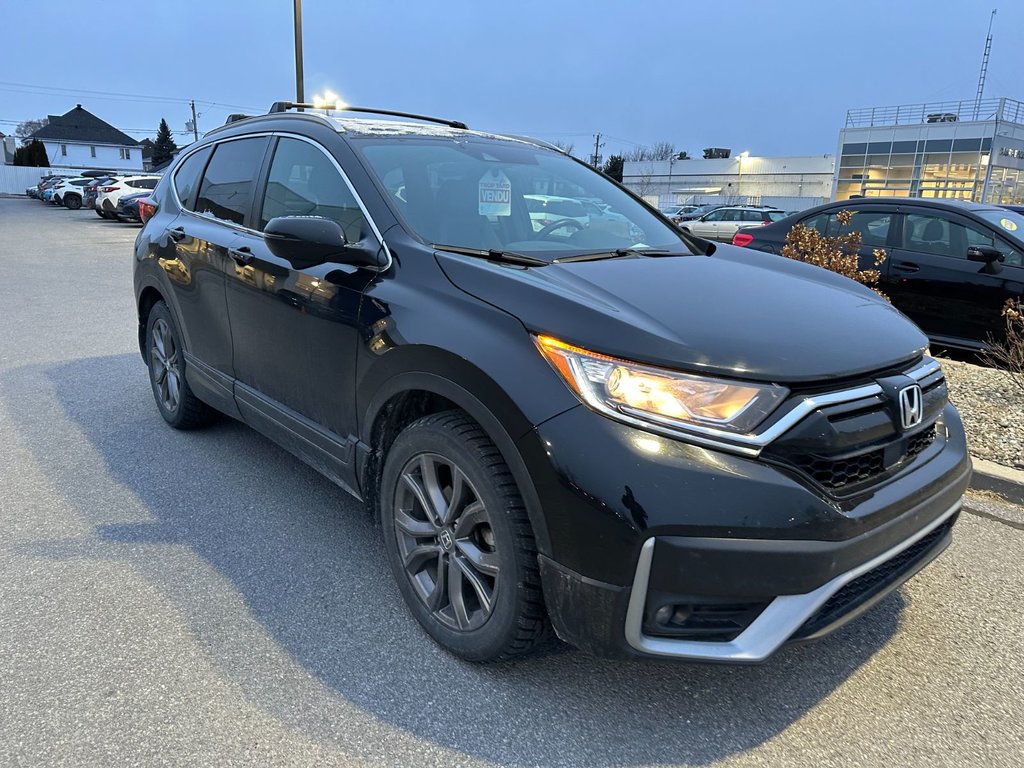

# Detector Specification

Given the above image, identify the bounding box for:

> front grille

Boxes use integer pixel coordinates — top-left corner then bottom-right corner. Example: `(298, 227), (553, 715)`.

(791, 515), (955, 640)
(791, 424), (936, 491)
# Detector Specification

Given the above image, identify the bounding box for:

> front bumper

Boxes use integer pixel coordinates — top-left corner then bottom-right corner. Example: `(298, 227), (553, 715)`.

(526, 403), (970, 661)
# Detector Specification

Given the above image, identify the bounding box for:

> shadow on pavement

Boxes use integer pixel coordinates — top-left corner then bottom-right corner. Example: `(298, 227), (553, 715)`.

(2, 353), (904, 767)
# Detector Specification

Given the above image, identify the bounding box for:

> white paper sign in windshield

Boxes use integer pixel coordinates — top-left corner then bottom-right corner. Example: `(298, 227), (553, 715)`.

(479, 170), (512, 217)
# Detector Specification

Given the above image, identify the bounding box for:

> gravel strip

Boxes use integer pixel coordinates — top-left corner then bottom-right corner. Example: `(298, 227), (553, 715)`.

(940, 358), (1024, 469)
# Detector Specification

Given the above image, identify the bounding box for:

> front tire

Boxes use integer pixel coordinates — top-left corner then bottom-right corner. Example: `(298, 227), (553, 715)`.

(145, 301), (213, 429)
(380, 411), (551, 661)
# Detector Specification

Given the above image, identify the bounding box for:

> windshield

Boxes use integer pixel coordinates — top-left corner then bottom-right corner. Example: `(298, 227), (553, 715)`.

(976, 209), (1024, 243)
(353, 136), (687, 259)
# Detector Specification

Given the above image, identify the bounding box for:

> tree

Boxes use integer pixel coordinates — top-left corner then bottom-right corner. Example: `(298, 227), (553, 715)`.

(648, 141), (677, 161)
(602, 154), (624, 182)
(552, 140), (575, 157)
(15, 117), (48, 145)
(13, 139), (48, 167)
(29, 139), (49, 166)
(624, 142), (678, 162)
(151, 118), (178, 167)
(780, 211), (886, 296)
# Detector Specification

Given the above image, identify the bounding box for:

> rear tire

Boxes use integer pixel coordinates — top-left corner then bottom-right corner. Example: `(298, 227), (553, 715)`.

(380, 411), (551, 661)
(144, 301), (214, 430)
(64, 194), (81, 210)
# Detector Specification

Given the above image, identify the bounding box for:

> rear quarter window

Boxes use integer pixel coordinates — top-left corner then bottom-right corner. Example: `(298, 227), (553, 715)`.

(172, 146), (212, 211)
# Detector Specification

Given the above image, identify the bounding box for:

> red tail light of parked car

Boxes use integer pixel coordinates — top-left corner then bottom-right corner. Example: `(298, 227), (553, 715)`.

(101, 186), (118, 193)
(732, 232), (754, 247)
(138, 197), (157, 224)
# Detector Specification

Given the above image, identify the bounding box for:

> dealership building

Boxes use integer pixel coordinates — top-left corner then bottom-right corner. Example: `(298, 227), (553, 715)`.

(834, 97), (1024, 204)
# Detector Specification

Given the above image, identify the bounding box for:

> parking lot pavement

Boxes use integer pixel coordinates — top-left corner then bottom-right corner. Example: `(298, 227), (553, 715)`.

(1, 196), (1023, 767)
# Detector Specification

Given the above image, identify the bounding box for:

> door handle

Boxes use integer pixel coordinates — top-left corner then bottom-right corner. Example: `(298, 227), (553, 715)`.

(168, 227), (186, 242)
(894, 262), (920, 273)
(228, 246), (255, 266)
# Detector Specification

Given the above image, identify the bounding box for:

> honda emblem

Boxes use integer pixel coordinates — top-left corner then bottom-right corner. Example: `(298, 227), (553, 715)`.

(898, 384), (923, 430)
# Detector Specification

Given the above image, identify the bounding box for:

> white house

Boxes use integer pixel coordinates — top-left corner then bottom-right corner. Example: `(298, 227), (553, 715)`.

(30, 104), (143, 172)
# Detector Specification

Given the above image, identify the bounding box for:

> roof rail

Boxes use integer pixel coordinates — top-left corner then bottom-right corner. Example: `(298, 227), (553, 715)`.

(268, 101), (467, 130)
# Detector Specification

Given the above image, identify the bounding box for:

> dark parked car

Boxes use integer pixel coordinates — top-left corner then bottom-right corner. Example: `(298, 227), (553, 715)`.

(133, 104), (969, 663)
(113, 190), (151, 222)
(84, 176), (118, 210)
(734, 198), (1024, 350)
(674, 203), (725, 222)
(1000, 204), (1024, 216)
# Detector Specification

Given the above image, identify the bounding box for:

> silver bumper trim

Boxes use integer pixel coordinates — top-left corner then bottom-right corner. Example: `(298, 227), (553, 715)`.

(623, 497), (961, 662)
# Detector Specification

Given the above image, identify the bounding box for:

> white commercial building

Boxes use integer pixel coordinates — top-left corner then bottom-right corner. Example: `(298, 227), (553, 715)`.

(622, 154), (835, 212)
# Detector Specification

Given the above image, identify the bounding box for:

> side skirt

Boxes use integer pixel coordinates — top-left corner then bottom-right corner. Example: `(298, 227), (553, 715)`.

(233, 381), (363, 502)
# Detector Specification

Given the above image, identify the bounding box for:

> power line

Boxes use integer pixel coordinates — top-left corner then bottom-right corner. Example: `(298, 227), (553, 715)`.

(0, 80), (261, 112)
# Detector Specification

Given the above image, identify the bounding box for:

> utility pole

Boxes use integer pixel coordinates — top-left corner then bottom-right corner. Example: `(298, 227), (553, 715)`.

(293, 0), (305, 109)
(974, 8), (997, 120)
(190, 100), (198, 142)
(590, 133), (604, 168)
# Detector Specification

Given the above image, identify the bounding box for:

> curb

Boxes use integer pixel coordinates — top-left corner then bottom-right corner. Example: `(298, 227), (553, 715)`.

(969, 457), (1024, 506)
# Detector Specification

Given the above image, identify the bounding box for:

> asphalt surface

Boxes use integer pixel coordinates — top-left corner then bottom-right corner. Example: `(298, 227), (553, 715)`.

(1, 196), (1023, 767)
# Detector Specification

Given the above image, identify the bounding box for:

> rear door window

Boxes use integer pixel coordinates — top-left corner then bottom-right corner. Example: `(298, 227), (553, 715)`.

(195, 137), (270, 226)
(901, 213), (960, 258)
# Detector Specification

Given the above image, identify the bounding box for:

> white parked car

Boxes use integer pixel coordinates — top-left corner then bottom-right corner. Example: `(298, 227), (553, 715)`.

(95, 176), (160, 219)
(51, 178), (93, 209)
(680, 206), (787, 242)
(524, 195), (589, 234)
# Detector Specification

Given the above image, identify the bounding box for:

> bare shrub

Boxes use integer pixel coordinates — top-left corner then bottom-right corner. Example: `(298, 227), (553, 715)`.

(981, 299), (1024, 396)
(780, 210), (887, 297)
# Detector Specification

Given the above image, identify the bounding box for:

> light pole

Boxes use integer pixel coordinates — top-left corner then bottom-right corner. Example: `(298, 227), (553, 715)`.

(736, 150), (750, 202)
(293, 0), (304, 107)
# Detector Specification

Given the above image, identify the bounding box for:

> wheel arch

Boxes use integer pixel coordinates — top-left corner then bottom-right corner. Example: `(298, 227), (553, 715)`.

(359, 363), (554, 560)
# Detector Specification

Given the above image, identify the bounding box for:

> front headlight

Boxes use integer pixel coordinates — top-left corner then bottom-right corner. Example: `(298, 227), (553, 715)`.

(535, 335), (788, 436)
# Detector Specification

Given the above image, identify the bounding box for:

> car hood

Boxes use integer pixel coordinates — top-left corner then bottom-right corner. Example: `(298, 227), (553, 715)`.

(435, 246), (927, 383)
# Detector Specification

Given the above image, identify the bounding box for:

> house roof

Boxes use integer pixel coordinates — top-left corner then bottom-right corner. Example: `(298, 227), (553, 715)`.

(31, 104), (139, 147)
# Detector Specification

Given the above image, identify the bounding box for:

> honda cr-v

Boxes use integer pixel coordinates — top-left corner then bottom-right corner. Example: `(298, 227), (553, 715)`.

(132, 103), (971, 662)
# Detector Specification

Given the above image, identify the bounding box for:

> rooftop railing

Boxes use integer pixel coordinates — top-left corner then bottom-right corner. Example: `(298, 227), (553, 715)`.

(844, 98), (1024, 128)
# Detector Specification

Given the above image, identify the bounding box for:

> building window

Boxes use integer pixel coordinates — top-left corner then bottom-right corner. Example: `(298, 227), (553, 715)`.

(60, 144), (67, 156)
(90, 146), (96, 158)
(120, 148), (130, 160)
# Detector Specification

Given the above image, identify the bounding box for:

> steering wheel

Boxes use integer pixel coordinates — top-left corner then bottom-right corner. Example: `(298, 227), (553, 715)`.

(536, 218), (585, 239)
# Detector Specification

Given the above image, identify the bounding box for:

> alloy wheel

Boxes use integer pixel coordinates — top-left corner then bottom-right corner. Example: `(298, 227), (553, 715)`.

(150, 318), (182, 413)
(394, 453), (500, 631)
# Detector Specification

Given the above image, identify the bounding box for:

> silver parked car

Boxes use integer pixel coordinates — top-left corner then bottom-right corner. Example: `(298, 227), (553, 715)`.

(681, 206), (786, 242)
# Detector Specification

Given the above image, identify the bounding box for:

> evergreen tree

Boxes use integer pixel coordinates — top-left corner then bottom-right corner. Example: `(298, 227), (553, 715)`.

(151, 118), (178, 167)
(14, 140), (49, 167)
(602, 154), (624, 182)
(28, 139), (49, 167)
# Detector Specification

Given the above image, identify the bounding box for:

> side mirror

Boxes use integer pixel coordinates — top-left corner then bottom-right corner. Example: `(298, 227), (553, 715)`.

(966, 244), (1004, 274)
(264, 216), (381, 270)
(966, 244), (1003, 263)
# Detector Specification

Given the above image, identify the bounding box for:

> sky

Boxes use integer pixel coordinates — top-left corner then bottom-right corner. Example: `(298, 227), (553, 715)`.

(1, 0), (1021, 160)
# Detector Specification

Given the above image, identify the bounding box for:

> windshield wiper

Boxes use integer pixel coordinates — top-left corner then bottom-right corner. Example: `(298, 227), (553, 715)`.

(431, 243), (548, 267)
(552, 248), (676, 263)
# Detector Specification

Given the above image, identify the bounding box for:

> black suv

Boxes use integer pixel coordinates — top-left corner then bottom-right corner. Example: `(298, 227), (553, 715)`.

(734, 198), (1024, 350)
(133, 104), (970, 663)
